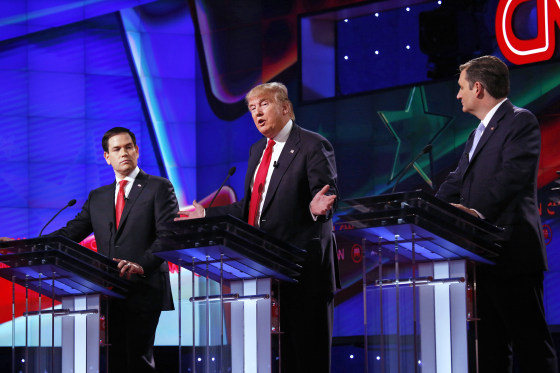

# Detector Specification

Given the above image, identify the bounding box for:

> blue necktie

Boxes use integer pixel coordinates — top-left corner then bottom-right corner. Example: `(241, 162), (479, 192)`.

(468, 122), (485, 161)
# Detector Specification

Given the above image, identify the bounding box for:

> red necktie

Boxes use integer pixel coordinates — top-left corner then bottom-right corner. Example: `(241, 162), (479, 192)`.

(248, 139), (275, 226)
(116, 180), (128, 229)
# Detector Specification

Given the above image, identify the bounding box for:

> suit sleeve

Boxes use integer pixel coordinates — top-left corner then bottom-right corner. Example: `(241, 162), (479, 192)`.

(206, 199), (244, 219)
(47, 194), (94, 242)
(436, 131), (474, 203)
(137, 178), (179, 273)
(436, 160), (465, 204)
(307, 136), (339, 221)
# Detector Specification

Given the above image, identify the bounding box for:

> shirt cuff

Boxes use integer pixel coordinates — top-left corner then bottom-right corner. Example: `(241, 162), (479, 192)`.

(309, 203), (319, 221)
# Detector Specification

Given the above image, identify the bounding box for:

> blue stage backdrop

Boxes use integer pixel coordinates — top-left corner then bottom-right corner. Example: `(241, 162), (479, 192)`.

(0, 0), (560, 350)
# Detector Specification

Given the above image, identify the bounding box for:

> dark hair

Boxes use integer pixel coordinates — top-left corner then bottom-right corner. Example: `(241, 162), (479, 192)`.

(459, 55), (509, 99)
(245, 82), (295, 120)
(102, 127), (137, 152)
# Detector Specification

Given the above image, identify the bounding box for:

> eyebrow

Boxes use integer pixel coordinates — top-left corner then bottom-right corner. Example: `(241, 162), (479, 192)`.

(111, 142), (134, 150)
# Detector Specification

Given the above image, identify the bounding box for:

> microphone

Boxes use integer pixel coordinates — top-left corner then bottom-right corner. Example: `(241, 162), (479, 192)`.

(273, 161), (279, 168)
(391, 144), (432, 193)
(39, 199), (77, 237)
(208, 167), (236, 208)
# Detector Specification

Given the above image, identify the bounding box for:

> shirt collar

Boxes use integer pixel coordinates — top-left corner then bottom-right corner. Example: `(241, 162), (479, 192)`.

(116, 166), (140, 184)
(481, 98), (507, 128)
(272, 119), (293, 143)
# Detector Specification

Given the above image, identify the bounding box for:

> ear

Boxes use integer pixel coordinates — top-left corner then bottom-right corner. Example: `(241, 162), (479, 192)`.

(474, 82), (484, 98)
(282, 102), (289, 115)
(104, 152), (110, 165)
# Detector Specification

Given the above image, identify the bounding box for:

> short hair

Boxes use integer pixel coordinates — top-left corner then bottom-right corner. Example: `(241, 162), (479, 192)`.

(245, 82), (295, 120)
(102, 127), (137, 152)
(459, 55), (509, 99)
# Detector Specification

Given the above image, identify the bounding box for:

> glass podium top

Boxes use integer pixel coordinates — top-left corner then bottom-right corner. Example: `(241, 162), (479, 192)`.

(158, 215), (306, 283)
(335, 190), (504, 264)
(0, 236), (129, 299)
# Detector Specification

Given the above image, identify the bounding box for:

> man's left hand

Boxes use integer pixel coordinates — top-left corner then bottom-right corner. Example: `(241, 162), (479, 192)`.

(114, 258), (144, 279)
(310, 185), (337, 216)
(450, 203), (479, 217)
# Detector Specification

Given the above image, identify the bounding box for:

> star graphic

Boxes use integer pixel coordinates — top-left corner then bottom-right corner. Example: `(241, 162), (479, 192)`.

(378, 86), (452, 187)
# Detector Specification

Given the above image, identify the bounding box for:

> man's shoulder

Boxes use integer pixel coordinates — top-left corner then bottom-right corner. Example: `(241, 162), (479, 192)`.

(494, 100), (538, 129)
(138, 170), (173, 187)
(90, 183), (113, 195)
(502, 100), (536, 119)
(294, 123), (331, 144)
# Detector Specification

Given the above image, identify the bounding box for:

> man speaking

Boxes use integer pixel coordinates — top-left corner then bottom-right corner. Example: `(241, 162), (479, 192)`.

(177, 82), (339, 372)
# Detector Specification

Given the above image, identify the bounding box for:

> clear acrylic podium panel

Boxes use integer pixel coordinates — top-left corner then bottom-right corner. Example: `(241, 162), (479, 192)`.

(335, 191), (501, 373)
(158, 215), (304, 373)
(3, 292), (102, 373)
(163, 252), (280, 373)
(0, 237), (128, 373)
(353, 235), (469, 373)
(174, 272), (278, 373)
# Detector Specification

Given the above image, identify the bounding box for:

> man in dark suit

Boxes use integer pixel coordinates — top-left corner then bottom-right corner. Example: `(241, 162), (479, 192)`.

(177, 82), (339, 372)
(436, 55), (557, 372)
(50, 127), (178, 372)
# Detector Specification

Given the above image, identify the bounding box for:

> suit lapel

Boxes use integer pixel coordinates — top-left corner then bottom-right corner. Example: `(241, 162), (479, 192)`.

(466, 100), (509, 170)
(117, 170), (148, 233)
(261, 124), (301, 215)
(102, 182), (118, 230)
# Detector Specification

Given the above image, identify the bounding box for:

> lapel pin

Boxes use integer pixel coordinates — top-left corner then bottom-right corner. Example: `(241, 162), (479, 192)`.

(491, 127), (495, 130)
(290, 149), (294, 154)
(137, 184), (142, 187)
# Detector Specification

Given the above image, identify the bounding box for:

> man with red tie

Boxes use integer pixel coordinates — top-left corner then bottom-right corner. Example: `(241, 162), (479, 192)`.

(50, 127), (179, 372)
(177, 82), (339, 372)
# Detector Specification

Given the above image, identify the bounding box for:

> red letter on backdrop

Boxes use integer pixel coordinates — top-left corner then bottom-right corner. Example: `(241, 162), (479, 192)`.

(496, 0), (560, 65)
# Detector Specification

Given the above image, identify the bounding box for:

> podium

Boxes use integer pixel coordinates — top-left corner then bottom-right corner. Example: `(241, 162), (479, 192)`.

(156, 215), (305, 373)
(0, 236), (129, 373)
(334, 190), (503, 373)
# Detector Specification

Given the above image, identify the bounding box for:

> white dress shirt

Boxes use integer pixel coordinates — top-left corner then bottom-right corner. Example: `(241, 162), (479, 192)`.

(114, 166), (140, 205)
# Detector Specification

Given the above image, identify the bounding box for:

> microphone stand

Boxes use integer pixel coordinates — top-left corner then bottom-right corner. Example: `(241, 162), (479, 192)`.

(39, 199), (77, 236)
(208, 167), (236, 208)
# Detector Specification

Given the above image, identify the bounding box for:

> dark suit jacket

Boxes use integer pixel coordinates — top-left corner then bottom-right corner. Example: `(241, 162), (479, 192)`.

(207, 123), (339, 293)
(436, 100), (547, 274)
(50, 169), (178, 311)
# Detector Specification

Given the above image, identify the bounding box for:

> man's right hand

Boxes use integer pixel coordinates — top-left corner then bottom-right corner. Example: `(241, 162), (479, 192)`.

(175, 200), (205, 221)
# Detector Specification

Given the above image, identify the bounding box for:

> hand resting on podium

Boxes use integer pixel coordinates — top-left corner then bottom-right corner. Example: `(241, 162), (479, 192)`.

(450, 203), (483, 218)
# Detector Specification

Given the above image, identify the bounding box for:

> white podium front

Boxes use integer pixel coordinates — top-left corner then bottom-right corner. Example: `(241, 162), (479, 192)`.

(157, 215), (304, 373)
(0, 236), (129, 373)
(335, 191), (502, 373)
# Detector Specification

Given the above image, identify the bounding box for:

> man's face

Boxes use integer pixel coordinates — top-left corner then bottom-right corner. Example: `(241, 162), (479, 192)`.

(104, 133), (139, 179)
(247, 93), (289, 139)
(457, 69), (477, 114)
